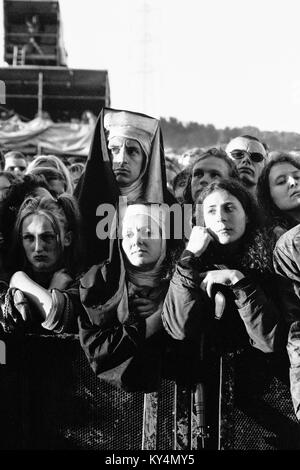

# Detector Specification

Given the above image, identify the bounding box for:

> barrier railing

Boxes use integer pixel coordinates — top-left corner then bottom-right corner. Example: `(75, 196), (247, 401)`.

(0, 334), (299, 450)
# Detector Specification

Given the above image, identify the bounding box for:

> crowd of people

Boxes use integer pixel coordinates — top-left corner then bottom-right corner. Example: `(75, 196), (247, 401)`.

(1, 107), (300, 440)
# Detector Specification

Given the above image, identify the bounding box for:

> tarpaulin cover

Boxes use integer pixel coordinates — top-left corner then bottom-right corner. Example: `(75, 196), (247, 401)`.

(0, 115), (96, 155)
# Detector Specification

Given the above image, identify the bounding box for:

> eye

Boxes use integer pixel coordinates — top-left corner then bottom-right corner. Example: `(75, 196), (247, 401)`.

(126, 147), (139, 157)
(207, 208), (216, 215)
(211, 172), (220, 179)
(41, 234), (56, 243)
(276, 177), (286, 185)
(22, 234), (34, 243)
(125, 230), (134, 239)
(140, 227), (152, 238)
(110, 146), (120, 155)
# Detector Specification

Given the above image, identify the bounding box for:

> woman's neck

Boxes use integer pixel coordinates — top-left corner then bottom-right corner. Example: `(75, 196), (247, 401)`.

(214, 239), (242, 258)
(28, 262), (63, 288)
(30, 270), (53, 288)
(286, 208), (300, 224)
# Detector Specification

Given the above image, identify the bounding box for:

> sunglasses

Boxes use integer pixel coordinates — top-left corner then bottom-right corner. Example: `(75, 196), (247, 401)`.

(7, 166), (26, 171)
(230, 150), (264, 163)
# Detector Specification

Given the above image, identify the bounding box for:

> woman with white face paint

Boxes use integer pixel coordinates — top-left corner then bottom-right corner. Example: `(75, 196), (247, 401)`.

(78, 202), (182, 391)
(163, 178), (284, 354)
(0, 195), (84, 334)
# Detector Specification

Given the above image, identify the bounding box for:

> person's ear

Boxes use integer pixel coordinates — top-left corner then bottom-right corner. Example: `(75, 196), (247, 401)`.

(63, 231), (72, 247)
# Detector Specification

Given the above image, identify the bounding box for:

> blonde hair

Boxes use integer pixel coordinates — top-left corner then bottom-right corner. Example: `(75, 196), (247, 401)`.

(13, 194), (83, 276)
(26, 155), (73, 194)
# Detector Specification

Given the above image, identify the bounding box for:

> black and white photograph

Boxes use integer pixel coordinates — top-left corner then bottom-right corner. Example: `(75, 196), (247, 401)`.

(0, 0), (300, 455)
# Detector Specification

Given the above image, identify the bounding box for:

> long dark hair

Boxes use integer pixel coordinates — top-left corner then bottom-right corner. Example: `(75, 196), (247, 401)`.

(257, 153), (300, 232)
(193, 178), (272, 273)
(12, 194), (83, 277)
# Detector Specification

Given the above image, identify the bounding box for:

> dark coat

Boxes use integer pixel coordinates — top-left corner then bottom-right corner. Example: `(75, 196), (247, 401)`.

(162, 247), (286, 355)
(77, 247), (173, 392)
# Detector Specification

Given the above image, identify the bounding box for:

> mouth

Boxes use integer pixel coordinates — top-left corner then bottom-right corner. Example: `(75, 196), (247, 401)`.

(218, 228), (232, 235)
(239, 167), (254, 176)
(114, 168), (129, 175)
(132, 249), (147, 255)
(33, 255), (48, 262)
(290, 191), (300, 198)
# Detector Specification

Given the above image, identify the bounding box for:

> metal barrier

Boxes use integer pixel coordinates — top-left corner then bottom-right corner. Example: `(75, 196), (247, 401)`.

(0, 334), (299, 450)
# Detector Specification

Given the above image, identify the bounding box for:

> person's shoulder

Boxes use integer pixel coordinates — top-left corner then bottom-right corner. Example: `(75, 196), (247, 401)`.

(275, 223), (300, 254)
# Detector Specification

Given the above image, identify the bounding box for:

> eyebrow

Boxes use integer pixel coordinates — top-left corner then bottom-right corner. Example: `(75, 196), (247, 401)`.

(206, 202), (235, 208)
(22, 230), (55, 235)
(125, 142), (140, 150)
(274, 170), (300, 181)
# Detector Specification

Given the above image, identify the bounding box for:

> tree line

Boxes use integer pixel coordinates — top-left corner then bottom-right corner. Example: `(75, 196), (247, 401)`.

(160, 117), (300, 154)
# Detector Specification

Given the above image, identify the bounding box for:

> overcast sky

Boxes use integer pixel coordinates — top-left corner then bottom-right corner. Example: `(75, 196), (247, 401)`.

(1, 0), (300, 133)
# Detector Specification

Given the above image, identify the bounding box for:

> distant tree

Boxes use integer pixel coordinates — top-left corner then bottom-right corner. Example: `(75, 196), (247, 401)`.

(160, 116), (300, 154)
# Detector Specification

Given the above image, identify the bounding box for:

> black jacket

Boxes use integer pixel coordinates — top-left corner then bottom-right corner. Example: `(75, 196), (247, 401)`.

(162, 249), (285, 354)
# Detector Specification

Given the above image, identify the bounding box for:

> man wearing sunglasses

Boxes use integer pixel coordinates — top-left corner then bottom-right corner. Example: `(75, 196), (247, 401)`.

(225, 135), (267, 197)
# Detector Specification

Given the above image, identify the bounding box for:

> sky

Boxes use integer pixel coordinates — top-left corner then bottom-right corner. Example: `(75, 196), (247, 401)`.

(1, 0), (300, 133)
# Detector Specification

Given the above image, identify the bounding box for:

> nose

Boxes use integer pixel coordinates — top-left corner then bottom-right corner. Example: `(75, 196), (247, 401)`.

(216, 207), (227, 222)
(131, 230), (143, 246)
(288, 175), (297, 187)
(240, 153), (252, 165)
(34, 236), (44, 252)
(199, 174), (209, 187)
(113, 145), (128, 165)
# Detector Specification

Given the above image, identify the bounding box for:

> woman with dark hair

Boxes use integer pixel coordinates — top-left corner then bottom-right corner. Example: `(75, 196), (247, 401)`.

(0, 194), (84, 334)
(265, 154), (300, 421)
(181, 148), (239, 239)
(257, 153), (300, 241)
(163, 178), (283, 354)
(163, 178), (297, 445)
(78, 201), (183, 391)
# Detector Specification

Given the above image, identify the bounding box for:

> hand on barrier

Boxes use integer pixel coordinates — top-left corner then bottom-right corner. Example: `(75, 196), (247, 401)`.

(0, 287), (31, 333)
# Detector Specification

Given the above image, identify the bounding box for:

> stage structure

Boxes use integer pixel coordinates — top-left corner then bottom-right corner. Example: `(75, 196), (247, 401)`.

(0, 0), (110, 156)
